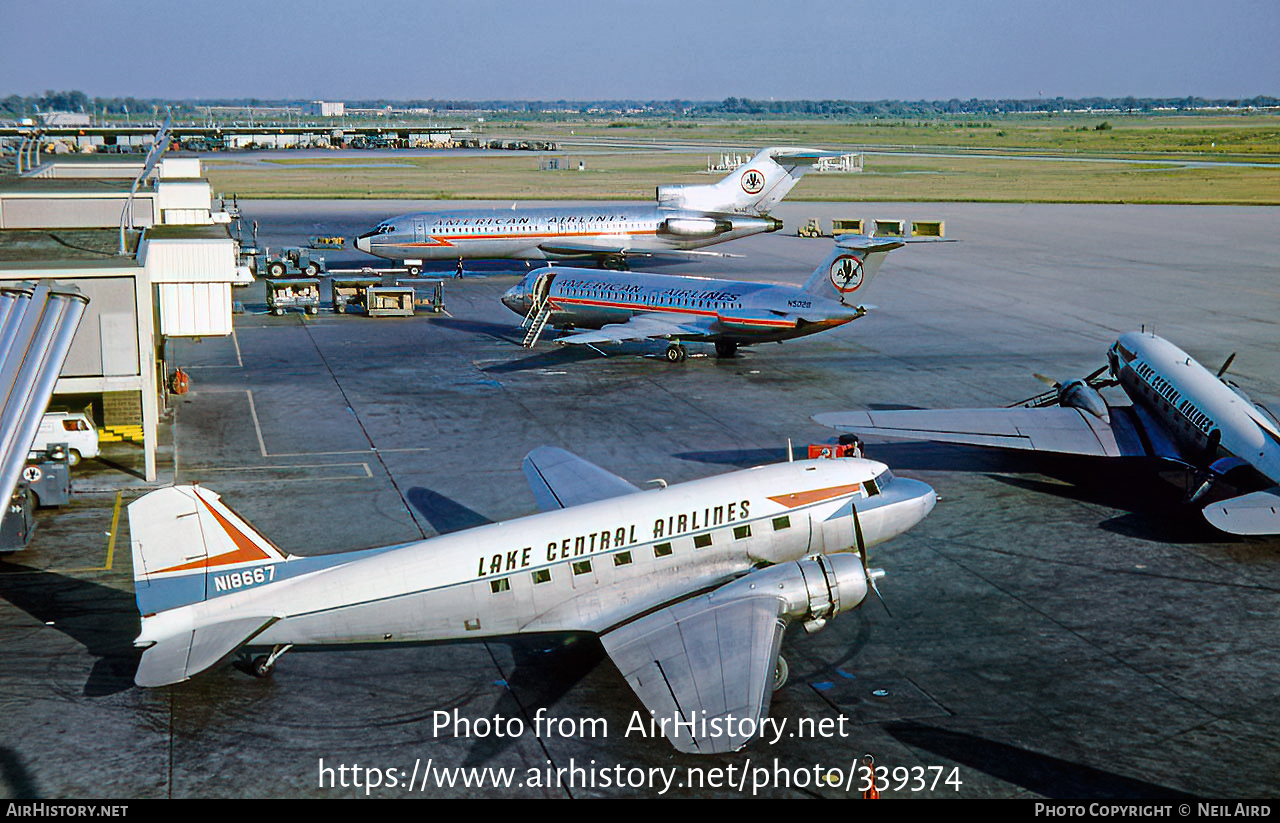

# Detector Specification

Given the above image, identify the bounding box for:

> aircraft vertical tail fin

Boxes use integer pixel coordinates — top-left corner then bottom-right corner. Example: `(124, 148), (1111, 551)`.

(801, 236), (906, 306)
(130, 485), (290, 617)
(656, 147), (832, 215)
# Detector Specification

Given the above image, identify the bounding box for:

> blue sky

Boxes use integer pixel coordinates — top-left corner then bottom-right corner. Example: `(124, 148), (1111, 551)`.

(4, 0), (1276, 101)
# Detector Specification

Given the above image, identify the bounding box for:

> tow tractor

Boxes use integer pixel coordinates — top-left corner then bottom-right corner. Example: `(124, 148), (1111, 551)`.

(255, 247), (327, 278)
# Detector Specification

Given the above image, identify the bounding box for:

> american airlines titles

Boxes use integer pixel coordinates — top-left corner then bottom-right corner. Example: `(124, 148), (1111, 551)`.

(475, 497), (750, 578)
(431, 214), (630, 227)
(556, 277), (741, 303)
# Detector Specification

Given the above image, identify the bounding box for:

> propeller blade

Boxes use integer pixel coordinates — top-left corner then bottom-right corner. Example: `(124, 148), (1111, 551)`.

(1007, 388), (1059, 409)
(1033, 373), (1058, 387)
(850, 501), (890, 616)
(1084, 364), (1111, 384)
(1217, 352), (1237, 379)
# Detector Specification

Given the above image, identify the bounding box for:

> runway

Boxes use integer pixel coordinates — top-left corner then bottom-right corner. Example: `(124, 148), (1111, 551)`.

(1, 201), (1277, 798)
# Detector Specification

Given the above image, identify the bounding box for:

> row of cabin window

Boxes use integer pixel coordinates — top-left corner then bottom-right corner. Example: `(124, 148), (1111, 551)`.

(430, 223), (648, 236)
(564, 286), (742, 312)
(488, 515), (792, 594)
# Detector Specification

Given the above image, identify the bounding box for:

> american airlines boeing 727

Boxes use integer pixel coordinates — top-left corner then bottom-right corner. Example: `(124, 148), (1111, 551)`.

(353, 147), (835, 270)
(501, 235), (946, 360)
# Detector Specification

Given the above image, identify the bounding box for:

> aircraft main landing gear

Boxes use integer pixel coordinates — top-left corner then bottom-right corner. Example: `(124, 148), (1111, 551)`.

(665, 343), (687, 363)
(772, 655), (789, 691)
(236, 644), (294, 678)
(714, 340), (738, 359)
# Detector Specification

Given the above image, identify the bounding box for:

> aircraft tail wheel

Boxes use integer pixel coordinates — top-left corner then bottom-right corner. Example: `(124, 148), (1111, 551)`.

(772, 655), (789, 691)
(665, 344), (686, 363)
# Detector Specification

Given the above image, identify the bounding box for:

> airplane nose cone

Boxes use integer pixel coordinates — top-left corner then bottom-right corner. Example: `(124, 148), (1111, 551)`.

(501, 285), (526, 314)
(900, 477), (938, 521)
(354, 233), (372, 254)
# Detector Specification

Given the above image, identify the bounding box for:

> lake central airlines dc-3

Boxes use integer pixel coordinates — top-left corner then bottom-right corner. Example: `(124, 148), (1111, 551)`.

(502, 234), (946, 360)
(129, 448), (936, 753)
(353, 147), (835, 270)
(814, 331), (1280, 536)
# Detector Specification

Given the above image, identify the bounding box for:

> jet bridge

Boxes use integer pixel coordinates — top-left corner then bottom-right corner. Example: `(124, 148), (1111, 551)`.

(0, 282), (89, 552)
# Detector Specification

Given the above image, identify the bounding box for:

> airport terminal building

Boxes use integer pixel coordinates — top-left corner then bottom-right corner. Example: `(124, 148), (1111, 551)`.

(0, 153), (245, 482)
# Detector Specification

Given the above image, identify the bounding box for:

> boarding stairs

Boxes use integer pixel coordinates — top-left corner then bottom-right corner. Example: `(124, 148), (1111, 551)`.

(520, 272), (555, 348)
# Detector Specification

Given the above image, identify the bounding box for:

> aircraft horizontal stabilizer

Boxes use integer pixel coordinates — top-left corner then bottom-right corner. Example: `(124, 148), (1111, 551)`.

(1201, 487), (1280, 535)
(135, 615), (279, 687)
(522, 446), (641, 511)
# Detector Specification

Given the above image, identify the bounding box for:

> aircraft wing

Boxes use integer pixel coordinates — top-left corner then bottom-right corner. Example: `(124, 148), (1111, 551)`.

(553, 312), (715, 347)
(600, 591), (786, 754)
(812, 407), (1149, 458)
(536, 240), (741, 260)
(1201, 487), (1280, 535)
(521, 446), (641, 511)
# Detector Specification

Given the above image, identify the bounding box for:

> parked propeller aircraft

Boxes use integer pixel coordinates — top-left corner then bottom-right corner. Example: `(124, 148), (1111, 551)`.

(353, 147), (836, 270)
(813, 331), (1280, 536)
(129, 447), (936, 753)
(502, 234), (944, 360)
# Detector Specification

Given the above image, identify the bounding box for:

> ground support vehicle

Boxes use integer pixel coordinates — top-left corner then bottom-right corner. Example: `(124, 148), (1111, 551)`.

(831, 219), (865, 236)
(329, 269), (446, 316)
(798, 218), (824, 237)
(255, 248), (326, 278)
(266, 279), (321, 315)
(30, 411), (98, 467)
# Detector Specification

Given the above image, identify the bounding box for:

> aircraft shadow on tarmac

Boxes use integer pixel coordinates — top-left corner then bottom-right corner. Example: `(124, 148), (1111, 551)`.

(405, 486), (494, 534)
(884, 721), (1197, 799)
(0, 562), (140, 696)
(403, 486), (620, 767)
(430, 316), (527, 346)
(479, 344), (605, 374)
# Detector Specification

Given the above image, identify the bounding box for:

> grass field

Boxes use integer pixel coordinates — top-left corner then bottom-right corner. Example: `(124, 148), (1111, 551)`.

(201, 114), (1280, 204)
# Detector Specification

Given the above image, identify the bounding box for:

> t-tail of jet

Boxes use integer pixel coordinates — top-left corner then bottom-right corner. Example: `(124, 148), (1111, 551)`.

(801, 235), (908, 306)
(656, 147), (834, 215)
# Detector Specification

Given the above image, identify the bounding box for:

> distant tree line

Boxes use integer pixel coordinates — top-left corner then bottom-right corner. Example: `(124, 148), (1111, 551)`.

(3, 91), (1277, 119)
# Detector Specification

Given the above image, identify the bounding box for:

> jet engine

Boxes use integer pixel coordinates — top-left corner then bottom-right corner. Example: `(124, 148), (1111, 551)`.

(657, 217), (733, 238)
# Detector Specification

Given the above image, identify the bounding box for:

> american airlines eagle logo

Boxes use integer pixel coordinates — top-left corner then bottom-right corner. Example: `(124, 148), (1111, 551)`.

(829, 255), (864, 292)
(740, 169), (766, 195)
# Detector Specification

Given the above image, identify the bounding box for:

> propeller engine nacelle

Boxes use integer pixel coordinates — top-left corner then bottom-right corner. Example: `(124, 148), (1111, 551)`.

(1056, 379), (1110, 421)
(713, 554), (870, 635)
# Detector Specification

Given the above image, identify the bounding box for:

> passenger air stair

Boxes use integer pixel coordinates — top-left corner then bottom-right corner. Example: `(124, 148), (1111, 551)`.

(520, 272), (555, 348)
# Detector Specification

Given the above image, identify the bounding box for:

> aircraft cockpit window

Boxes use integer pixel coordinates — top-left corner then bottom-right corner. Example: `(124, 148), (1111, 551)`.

(868, 469), (894, 495)
(375, 223), (394, 235)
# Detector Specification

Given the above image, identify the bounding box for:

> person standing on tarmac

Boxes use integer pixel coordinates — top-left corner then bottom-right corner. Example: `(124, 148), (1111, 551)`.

(455, 258), (464, 278)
